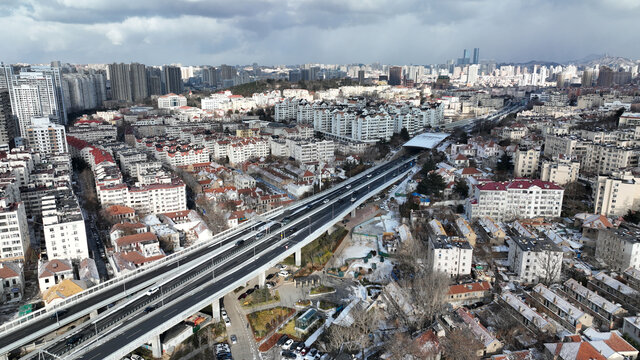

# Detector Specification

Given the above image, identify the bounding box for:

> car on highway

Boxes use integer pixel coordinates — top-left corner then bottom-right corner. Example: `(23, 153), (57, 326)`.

(323, 198), (330, 204)
(144, 304), (157, 313)
(230, 334), (237, 344)
(146, 287), (159, 296)
(66, 334), (82, 345)
(49, 309), (68, 320)
(236, 239), (245, 247)
(367, 174), (372, 178)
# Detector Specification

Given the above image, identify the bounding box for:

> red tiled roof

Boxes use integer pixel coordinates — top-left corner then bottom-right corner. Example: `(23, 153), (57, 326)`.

(116, 232), (157, 248)
(448, 281), (491, 295)
(0, 264), (19, 279)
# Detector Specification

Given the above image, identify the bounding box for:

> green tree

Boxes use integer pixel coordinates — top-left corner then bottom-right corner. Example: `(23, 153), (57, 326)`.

(496, 152), (513, 172)
(453, 178), (469, 198)
(400, 127), (410, 141)
(417, 172), (446, 196)
(623, 210), (640, 225)
(421, 158), (437, 175)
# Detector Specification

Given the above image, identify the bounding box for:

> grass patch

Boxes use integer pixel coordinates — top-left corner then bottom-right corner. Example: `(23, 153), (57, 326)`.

(240, 289), (280, 308)
(310, 285), (335, 295)
(278, 313), (303, 341)
(293, 226), (349, 275)
(247, 306), (295, 341)
(319, 300), (336, 311)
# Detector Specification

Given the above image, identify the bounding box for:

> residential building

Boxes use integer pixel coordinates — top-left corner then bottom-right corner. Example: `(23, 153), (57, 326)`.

(454, 217), (477, 246)
(500, 291), (554, 333)
(507, 236), (563, 284)
(41, 190), (89, 261)
(455, 308), (503, 356)
(67, 121), (117, 143)
(108, 63), (132, 102)
(0, 199), (30, 263)
(589, 272), (640, 314)
(623, 316), (640, 346)
(25, 117), (68, 155)
(527, 283), (594, 332)
(466, 180), (564, 221)
(0, 89), (15, 149)
(513, 147), (540, 178)
(561, 278), (627, 330)
(162, 66), (183, 94)
(594, 171), (640, 217)
(38, 259), (74, 293)
(446, 281), (491, 307)
(42, 279), (90, 307)
(426, 234), (473, 278)
(540, 155), (580, 185)
(157, 93), (187, 109)
(290, 139), (335, 163)
(544, 331), (638, 360)
(595, 223), (640, 272)
(62, 72), (107, 112)
(0, 262), (23, 304)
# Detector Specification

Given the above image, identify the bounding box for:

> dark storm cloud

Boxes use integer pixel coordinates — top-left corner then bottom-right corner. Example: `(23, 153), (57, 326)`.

(1, 0), (639, 65)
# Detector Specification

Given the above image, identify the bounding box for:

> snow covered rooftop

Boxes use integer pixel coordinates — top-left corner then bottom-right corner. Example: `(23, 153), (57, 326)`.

(403, 132), (450, 149)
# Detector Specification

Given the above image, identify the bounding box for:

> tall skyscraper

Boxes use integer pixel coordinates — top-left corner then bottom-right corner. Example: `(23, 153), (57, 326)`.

(473, 48), (480, 64)
(358, 70), (365, 84)
(0, 64), (13, 90)
(0, 89), (15, 149)
(62, 72), (107, 112)
(11, 71), (62, 137)
(108, 63), (132, 102)
(582, 69), (594, 87)
(202, 66), (218, 87)
(147, 67), (163, 96)
(29, 65), (67, 124)
(130, 63), (148, 102)
(597, 66), (614, 87)
(162, 65), (183, 94)
(219, 65), (236, 81)
(388, 66), (402, 86)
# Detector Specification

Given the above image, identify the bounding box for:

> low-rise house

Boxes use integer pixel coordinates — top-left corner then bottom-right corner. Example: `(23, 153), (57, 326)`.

(110, 222), (147, 243)
(561, 278), (627, 330)
(0, 262), (23, 304)
(79, 258), (100, 285)
(478, 216), (506, 243)
(622, 267), (640, 291)
(104, 204), (136, 222)
(588, 272), (640, 313)
(623, 316), (640, 346)
(38, 259), (74, 293)
(455, 308), (503, 356)
(526, 283), (594, 332)
(454, 217), (477, 246)
(544, 330), (638, 360)
(499, 292), (554, 334)
(42, 279), (90, 308)
(426, 236), (473, 278)
(446, 281), (491, 307)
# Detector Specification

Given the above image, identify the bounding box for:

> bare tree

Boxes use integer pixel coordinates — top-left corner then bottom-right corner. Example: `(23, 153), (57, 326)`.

(385, 331), (440, 360)
(324, 305), (381, 358)
(440, 327), (482, 360)
(195, 197), (229, 234)
(539, 249), (562, 286)
(391, 239), (451, 331)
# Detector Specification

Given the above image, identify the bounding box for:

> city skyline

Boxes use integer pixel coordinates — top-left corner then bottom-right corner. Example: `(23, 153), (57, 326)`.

(1, 0), (639, 65)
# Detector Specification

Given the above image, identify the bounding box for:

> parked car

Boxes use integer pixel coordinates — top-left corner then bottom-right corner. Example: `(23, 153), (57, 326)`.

(224, 317), (231, 327)
(301, 347), (310, 355)
(281, 350), (297, 359)
(266, 273), (276, 280)
(278, 270), (290, 277)
(237, 293), (248, 300)
(144, 304), (157, 313)
(145, 287), (158, 296)
(282, 339), (294, 350)
(230, 334), (237, 344)
(276, 335), (289, 347)
(245, 288), (255, 295)
(266, 281), (275, 289)
(277, 264), (288, 270)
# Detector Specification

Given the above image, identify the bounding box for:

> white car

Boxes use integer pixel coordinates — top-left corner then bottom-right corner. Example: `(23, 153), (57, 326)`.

(279, 270), (290, 277)
(277, 264), (288, 270)
(145, 287), (158, 296)
(282, 339), (294, 350)
(224, 317), (231, 327)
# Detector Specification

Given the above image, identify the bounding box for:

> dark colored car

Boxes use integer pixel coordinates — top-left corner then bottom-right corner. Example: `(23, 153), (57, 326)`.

(276, 335), (289, 346)
(236, 240), (245, 247)
(144, 304), (157, 313)
(50, 309), (69, 320)
(245, 288), (255, 295)
(266, 273), (276, 280)
(281, 351), (297, 359)
(66, 334), (81, 345)
(237, 293), (248, 300)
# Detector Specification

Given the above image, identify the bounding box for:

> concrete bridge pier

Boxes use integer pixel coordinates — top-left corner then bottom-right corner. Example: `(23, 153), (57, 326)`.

(258, 271), (266, 287)
(351, 208), (356, 217)
(211, 298), (221, 322)
(295, 249), (302, 267)
(151, 334), (162, 359)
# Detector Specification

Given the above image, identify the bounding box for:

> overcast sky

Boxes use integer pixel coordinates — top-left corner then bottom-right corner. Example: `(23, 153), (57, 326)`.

(1, 0), (639, 66)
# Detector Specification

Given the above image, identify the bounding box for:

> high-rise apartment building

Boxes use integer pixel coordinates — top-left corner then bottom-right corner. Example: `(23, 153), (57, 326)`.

(388, 66), (402, 86)
(108, 63), (132, 102)
(62, 72), (107, 112)
(0, 199), (30, 263)
(10, 69), (65, 137)
(472, 48), (480, 64)
(0, 90), (14, 149)
(146, 67), (163, 96)
(41, 190), (89, 261)
(130, 63), (148, 102)
(25, 117), (67, 155)
(162, 65), (183, 94)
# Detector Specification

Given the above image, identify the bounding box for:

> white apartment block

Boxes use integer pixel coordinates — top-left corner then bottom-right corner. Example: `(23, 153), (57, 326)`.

(507, 236), (563, 284)
(290, 139), (335, 164)
(427, 235), (473, 278)
(528, 284), (593, 332)
(26, 117), (68, 155)
(595, 224), (640, 272)
(466, 180), (564, 221)
(513, 147), (540, 178)
(540, 155), (580, 185)
(67, 123), (117, 143)
(41, 191), (89, 261)
(0, 200), (30, 263)
(619, 112), (640, 127)
(210, 137), (269, 166)
(157, 93), (187, 109)
(623, 317), (640, 346)
(594, 171), (640, 217)
(352, 113), (394, 142)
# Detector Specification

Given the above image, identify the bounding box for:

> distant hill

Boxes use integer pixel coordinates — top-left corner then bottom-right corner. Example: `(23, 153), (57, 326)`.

(566, 54), (637, 68)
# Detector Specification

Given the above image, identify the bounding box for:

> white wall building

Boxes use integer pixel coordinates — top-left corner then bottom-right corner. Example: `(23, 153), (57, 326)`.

(540, 155), (580, 185)
(595, 224), (640, 272)
(25, 117), (68, 155)
(594, 171), (640, 217)
(41, 191), (89, 261)
(0, 200), (30, 263)
(158, 93), (187, 109)
(427, 235), (473, 278)
(466, 180), (564, 221)
(507, 236), (563, 284)
(513, 147), (540, 178)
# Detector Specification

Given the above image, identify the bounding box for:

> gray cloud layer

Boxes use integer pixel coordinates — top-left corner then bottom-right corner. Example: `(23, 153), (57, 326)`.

(1, 0), (639, 65)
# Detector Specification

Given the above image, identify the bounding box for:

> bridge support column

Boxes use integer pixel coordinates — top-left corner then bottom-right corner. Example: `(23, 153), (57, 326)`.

(0, 353), (7, 360)
(211, 298), (221, 322)
(89, 309), (98, 319)
(295, 249), (302, 267)
(151, 334), (162, 359)
(351, 209), (356, 217)
(258, 271), (266, 287)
